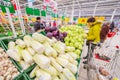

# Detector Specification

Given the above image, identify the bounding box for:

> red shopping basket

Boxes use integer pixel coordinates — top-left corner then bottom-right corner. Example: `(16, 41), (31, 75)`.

(107, 32), (116, 38)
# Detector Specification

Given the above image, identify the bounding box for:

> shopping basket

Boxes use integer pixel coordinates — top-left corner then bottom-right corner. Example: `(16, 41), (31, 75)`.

(107, 32), (116, 38)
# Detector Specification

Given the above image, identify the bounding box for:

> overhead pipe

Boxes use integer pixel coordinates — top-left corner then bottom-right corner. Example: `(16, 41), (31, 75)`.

(71, 1), (75, 23)
(20, 0), (119, 10)
(75, 13), (120, 16)
(110, 8), (117, 22)
(58, 5), (120, 12)
(76, 0), (82, 18)
(93, 0), (99, 17)
(57, 0), (119, 8)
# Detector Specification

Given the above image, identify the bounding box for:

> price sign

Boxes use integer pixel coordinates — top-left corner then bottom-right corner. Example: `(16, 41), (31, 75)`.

(46, 6), (53, 16)
(0, 0), (12, 7)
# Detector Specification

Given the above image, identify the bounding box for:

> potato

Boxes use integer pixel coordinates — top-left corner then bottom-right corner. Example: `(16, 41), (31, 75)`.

(0, 47), (19, 79)
(6, 75), (11, 80)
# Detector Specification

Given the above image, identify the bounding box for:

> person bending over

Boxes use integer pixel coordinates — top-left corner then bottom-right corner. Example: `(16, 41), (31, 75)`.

(34, 17), (44, 32)
(83, 17), (102, 64)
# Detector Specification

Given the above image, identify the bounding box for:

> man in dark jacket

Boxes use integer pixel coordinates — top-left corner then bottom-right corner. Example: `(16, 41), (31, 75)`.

(34, 17), (44, 32)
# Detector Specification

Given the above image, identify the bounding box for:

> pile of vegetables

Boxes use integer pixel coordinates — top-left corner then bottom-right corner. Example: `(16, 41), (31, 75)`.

(45, 27), (67, 42)
(60, 25), (87, 57)
(7, 40), (34, 70)
(0, 47), (19, 80)
(6, 33), (79, 80)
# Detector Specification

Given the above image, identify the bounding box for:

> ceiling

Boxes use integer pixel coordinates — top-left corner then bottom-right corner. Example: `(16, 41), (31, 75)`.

(19, 0), (120, 17)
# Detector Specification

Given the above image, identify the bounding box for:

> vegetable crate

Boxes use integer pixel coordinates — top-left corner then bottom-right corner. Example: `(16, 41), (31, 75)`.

(14, 72), (28, 80)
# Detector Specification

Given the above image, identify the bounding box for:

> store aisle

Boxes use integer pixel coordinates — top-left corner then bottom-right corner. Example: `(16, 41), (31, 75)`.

(78, 42), (88, 80)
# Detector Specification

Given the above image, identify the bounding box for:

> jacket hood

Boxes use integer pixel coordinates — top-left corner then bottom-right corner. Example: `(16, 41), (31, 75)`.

(94, 21), (102, 25)
(92, 21), (103, 28)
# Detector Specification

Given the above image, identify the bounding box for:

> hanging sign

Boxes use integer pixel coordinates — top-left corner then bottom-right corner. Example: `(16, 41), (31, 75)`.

(43, 0), (57, 13)
(95, 16), (105, 21)
(78, 18), (87, 24)
(46, 6), (52, 15)
(31, 18), (36, 22)
(10, 0), (17, 10)
(28, 0), (34, 7)
(99, 16), (105, 21)
(0, 0), (12, 7)
(0, 12), (5, 16)
(65, 17), (70, 23)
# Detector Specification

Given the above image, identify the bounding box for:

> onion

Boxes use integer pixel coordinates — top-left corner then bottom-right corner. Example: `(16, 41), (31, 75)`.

(50, 27), (57, 32)
(6, 75), (11, 80)
(45, 27), (51, 32)
(52, 31), (58, 36)
(46, 32), (53, 39)
(59, 33), (64, 40)
(63, 32), (67, 37)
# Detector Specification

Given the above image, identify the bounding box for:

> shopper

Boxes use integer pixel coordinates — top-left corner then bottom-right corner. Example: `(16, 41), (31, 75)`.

(34, 17), (44, 32)
(83, 17), (102, 64)
(110, 22), (115, 32)
(100, 22), (110, 43)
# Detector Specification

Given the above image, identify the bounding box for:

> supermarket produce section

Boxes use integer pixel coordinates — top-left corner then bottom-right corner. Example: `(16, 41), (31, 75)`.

(0, 28), (86, 80)
(0, 0), (120, 80)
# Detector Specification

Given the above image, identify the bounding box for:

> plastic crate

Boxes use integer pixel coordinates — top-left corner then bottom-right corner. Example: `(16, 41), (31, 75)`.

(1, 31), (46, 48)
(14, 72), (28, 80)
(0, 33), (6, 38)
(1, 40), (37, 72)
(0, 41), (22, 80)
(24, 63), (37, 80)
(1, 40), (23, 70)
(1, 40), (36, 80)
(24, 64), (37, 73)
